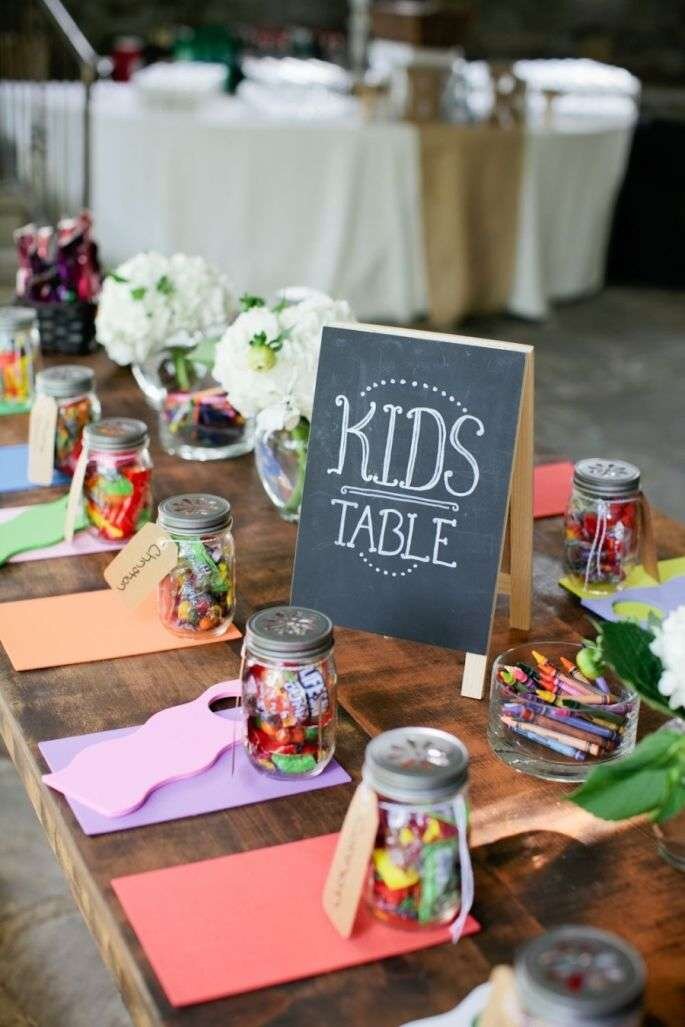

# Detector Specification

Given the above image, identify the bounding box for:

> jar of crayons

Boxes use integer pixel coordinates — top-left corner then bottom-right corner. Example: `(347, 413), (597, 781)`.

(0, 307), (38, 413)
(362, 727), (473, 933)
(157, 494), (235, 637)
(514, 925), (645, 1026)
(488, 642), (639, 782)
(82, 418), (153, 541)
(35, 365), (100, 474)
(241, 606), (337, 778)
(564, 459), (642, 594)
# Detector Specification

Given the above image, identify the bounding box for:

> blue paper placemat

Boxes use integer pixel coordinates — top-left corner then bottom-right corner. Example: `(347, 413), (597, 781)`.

(0, 443), (69, 493)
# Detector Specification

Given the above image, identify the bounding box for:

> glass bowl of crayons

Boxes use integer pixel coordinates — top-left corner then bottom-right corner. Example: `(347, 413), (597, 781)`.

(487, 642), (639, 782)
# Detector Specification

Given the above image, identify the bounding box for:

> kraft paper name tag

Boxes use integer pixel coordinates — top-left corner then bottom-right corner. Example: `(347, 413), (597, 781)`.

(103, 521), (178, 609)
(322, 783), (379, 938)
(63, 443), (89, 542)
(27, 395), (58, 485)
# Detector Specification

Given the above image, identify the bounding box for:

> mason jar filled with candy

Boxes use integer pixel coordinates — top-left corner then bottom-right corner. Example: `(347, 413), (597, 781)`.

(0, 307), (38, 412)
(82, 418), (152, 541)
(241, 606), (336, 778)
(514, 925), (645, 1026)
(36, 365), (100, 474)
(157, 493), (235, 637)
(564, 459), (642, 594)
(362, 727), (473, 933)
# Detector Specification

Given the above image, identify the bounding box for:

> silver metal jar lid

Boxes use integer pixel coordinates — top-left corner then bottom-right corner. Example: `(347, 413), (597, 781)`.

(36, 365), (95, 399)
(573, 459), (641, 498)
(158, 494), (232, 535)
(245, 606), (333, 662)
(362, 727), (469, 804)
(0, 306), (37, 330)
(84, 417), (148, 452)
(515, 925), (646, 1024)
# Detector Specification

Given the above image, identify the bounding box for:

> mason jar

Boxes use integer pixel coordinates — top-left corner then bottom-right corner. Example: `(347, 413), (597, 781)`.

(362, 727), (473, 932)
(241, 606), (337, 778)
(157, 493), (235, 637)
(35, 364), (101, 474)
(564, 459), (642, 593)
(0, 306), (38, 411)
(515, 925), (645, 1026)
(83, 417), (153, 541)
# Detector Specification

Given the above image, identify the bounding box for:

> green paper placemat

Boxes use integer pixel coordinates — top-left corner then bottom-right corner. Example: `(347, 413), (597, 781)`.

(560, 556), (685, 601)
(0, 495), (87, 566)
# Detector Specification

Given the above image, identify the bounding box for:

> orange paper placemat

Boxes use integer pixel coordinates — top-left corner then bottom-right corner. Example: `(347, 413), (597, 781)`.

(113, 832), (480, 1007)
(534, 461), (574, 519)
(0, 591), (240, 670)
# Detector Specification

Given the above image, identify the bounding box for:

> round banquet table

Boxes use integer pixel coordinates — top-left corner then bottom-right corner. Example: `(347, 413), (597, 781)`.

(0, 81), (636, 323)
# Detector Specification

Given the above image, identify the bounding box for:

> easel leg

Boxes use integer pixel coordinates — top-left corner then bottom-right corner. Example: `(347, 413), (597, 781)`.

(508, 352), (534, 631)
(461, 652), (488, 700)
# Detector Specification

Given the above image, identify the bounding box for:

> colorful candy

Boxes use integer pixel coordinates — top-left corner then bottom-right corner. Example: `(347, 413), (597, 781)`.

(36, 365), (100, 475)
(0, 307), (37, 409)
(241, 607), (337, 778)
(82, 418), (152, 541)
(564, 459), (641, 592)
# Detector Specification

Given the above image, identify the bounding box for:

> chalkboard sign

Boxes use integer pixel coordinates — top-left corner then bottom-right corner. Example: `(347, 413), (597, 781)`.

(292, 325), (532, 672)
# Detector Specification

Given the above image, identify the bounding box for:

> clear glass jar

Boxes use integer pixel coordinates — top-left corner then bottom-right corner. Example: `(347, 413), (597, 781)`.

(157, 493), (235, 638)
(515, 925), (645, 1026)
(362, 727), (472, 931)
(241, 606), (336, 778)
(82, 418), (153, 541)
(254, 420), (309, 522)
(35, 364), (101, 475)
(488, 642), (639, 783)
(0, 306), (38, 412)
(564, 459), (642, 594)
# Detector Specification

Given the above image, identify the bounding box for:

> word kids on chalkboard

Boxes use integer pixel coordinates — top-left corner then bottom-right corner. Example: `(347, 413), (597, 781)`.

(292, 325), (529, 657)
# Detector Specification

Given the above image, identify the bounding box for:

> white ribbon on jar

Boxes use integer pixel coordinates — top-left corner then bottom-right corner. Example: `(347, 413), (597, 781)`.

(450, 793), (474, 943)
(584, 497), (609, 591)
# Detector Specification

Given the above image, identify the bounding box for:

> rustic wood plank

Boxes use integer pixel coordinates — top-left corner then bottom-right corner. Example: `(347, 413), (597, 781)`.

(0, 352), (684, 1026)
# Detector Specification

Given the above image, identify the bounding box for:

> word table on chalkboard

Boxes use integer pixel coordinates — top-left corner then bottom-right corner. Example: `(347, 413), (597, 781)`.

(292, 324), (534, 699)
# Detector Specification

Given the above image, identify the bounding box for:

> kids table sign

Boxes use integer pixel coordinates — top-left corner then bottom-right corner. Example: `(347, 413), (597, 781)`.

(291, 324), (534, 699)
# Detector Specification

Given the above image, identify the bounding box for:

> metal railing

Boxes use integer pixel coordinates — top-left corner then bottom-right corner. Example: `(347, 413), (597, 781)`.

(0, 0), (103, 222)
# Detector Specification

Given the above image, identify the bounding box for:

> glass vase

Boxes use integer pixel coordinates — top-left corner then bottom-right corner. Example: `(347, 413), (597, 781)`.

(254, 419), (309, 522)
(652, 718), (685, 871)
(132, 348), (254, 461)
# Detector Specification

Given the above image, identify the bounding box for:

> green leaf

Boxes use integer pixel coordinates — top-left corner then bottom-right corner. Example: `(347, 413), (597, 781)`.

(272, 297), (289, 313)
(598, 619), (671, 716)
(156, 274), (175, 296)
(188, 336), (218, 368)
(108, 271), (128, 284)
(240, 293), (266, 310)
(130, 286), (147, 301)
(570, 731), (685, 821)
(656, 767), (685, 823)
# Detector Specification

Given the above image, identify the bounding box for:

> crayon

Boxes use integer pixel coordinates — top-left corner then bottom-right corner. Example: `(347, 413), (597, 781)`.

(502, 717), (605, 758)
(506, 721), (586, 761)
(501, 701), (621, 743)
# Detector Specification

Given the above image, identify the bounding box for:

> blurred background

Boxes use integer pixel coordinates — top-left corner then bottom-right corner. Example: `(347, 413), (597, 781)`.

(0, 4), (683, 1025)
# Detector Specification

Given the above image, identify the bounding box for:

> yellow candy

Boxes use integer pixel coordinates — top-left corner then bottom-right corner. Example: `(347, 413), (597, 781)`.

(399, 827), (414, 846)
(372, 849), (420, 889)
(422, 818), (442, 844)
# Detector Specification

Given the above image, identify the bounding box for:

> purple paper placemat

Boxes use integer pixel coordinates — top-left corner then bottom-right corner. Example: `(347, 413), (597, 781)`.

(581, 575), (685, 624)
(39, 708), (351, 836)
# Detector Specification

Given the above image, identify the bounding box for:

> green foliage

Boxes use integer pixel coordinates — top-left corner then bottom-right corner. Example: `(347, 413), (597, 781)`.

(130, 286), (147, 301)
(156, 274), (175, 296)
(599, 619), (673, 717)
(571, 730), (685, 823)
(108, 271), (128, 283)
(240, 293), (266, 310)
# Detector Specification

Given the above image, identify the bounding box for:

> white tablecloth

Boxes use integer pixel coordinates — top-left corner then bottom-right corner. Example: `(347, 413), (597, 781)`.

(0, 81), (635, 323)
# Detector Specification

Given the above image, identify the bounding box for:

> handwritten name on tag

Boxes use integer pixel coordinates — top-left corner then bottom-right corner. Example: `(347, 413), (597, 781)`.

(103, 522), (178, 609)
(323, 783), (379, 938)
(27, 395), (58, 485)
(63, 443), (89, 542)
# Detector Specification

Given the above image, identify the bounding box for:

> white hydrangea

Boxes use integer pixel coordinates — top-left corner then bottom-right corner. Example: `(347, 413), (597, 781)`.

(212, 290), (355, 430)
(650, 605), (685, 713)
(95, 252), (237, 365)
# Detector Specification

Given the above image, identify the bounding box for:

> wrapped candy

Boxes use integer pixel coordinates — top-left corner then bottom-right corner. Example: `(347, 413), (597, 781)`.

(157, 494), (235, 637)
(362, 727), (472, 930)
(241, 607), (337, 777)
(14, 212), (101, 304)
(36, 365), (101, 474)
(82, 418), (152, 541)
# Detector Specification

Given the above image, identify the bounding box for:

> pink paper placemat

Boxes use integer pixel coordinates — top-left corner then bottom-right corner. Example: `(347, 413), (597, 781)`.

(0, 505), (122, 562)
(113, 833), (480, 1007)
(39, 704), (351, 835)
(534, 461), (574, 519)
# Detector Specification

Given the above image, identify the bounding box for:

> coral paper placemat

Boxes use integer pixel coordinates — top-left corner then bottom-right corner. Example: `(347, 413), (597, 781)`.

(113, 832), (480, 1007)
(0, 591), (240, 670)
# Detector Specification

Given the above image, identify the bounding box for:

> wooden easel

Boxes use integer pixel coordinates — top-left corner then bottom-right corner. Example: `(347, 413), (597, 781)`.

(461, 348), (534, 699)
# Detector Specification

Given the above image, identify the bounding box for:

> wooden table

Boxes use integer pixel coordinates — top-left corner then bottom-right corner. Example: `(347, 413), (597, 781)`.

(1, 353), (683, 1027)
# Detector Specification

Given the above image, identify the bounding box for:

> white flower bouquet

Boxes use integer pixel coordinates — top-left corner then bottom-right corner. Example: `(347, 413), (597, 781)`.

(95, 252), (238, 379)
(212, 288), (354, 432)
